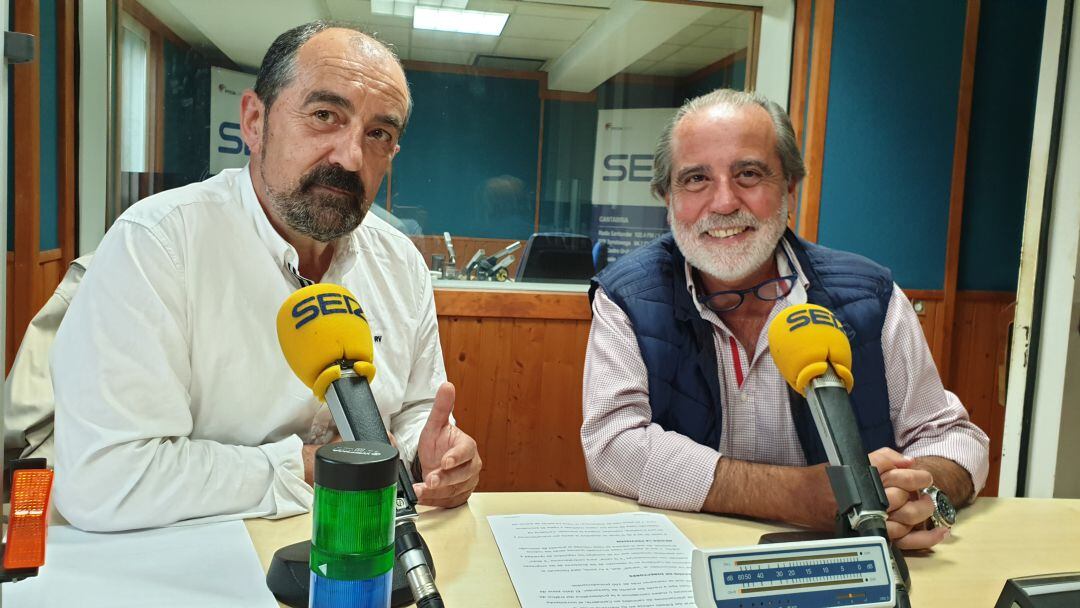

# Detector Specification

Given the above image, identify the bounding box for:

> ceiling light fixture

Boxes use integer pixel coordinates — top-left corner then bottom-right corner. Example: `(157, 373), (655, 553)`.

(413, 6), (510, 36)
(371, 0), (469, 19)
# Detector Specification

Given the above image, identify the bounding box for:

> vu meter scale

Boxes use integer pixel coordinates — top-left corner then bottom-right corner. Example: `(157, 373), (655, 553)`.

(692, 537), (895, 608)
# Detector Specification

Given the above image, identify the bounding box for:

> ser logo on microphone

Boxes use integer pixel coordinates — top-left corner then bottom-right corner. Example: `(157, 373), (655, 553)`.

(785, 307), (843, 332)
(291, 292), (365, 329)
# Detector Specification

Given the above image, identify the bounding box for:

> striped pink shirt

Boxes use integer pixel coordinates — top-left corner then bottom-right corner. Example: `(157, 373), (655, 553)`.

(581, 241), (990, 512)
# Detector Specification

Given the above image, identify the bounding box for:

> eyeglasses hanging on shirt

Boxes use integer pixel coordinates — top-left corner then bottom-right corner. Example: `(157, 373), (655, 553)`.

(288, 264), (314, 288)
(698, 249), (797, 313)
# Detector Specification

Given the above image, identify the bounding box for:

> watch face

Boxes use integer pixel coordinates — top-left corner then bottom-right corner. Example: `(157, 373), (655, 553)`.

(935, 491), (957, 525)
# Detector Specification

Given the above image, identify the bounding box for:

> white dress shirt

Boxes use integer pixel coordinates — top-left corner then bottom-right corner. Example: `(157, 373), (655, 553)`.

(51, 166), (445, 531)
(582, 239), (990, 512)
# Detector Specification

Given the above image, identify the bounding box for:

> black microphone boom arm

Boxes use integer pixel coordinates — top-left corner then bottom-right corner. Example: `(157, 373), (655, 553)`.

(325, 368), (420, 517)
(805, 365), (912, 608)
(804, 366), (890, 532)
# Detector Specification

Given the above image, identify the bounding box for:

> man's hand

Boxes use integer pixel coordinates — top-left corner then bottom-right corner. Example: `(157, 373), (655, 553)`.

(414, 382), (482, 508)
(869, 448), (948, 550)
(303, 434), (342, 485)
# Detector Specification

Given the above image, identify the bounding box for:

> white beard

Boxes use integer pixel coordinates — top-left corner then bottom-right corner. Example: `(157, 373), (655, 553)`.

(669, 196), (789, 283)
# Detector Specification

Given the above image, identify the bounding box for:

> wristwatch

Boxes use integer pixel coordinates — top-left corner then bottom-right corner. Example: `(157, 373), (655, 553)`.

(921, 485), (956, 529)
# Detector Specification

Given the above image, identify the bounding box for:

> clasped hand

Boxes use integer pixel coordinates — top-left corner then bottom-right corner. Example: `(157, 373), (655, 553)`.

(868, 447), (949, 550)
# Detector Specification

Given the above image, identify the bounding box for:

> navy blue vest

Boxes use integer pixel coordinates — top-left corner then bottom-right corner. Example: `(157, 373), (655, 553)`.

(591, 230), (897, 465)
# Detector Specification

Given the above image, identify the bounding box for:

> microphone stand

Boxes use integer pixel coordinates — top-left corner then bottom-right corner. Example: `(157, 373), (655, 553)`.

(325, 367), (445, 608)
(804, 367), (913, 608)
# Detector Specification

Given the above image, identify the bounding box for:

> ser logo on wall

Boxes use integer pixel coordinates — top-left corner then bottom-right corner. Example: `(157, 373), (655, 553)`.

(601, 154), (654, 182)
(217, 122), (250, 157)
(210, 67), (257, 173)
(590, 108), (676, 264)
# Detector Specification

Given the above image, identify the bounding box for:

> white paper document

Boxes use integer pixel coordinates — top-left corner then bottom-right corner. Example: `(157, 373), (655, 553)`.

(6, 519), (278, 608)
(488, 512), (696, 608)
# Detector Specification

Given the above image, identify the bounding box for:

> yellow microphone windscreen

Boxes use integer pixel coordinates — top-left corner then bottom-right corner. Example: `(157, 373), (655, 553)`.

(276, 284), (376, 400)
(767, 303), (854, 396)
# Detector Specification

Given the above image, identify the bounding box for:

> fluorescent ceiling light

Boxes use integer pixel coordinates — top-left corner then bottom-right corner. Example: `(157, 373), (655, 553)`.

(413, 6), (509, 36)
(372, 0), (469, 18)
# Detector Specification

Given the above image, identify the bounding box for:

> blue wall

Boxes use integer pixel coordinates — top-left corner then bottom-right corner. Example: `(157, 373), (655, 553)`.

(817, 0), (966, 290)
(390, 70), (541, 239)
(959, 0), (1045, 291)
(38, 0), (59, 250)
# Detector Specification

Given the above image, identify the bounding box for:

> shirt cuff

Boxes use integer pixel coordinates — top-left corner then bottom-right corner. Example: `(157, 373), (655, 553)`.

(903, 428), (990, 495)
(255, 434), (313, 519)
(636, 436), (721, 512)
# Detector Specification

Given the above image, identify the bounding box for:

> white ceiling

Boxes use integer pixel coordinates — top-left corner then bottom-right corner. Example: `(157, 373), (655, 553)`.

(137, 0), (751, 87)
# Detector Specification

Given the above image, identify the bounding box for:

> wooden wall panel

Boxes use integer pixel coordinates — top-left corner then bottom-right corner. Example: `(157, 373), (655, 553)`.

(796, 0), (835, 242)
(907, 290), (946, 369)
(12, 0), (42, 371)
(411, 236), (522, 279)
(949, 292), (1014, 497)
(940, 0), (982, 383)
(6, 251), (68, 373)
(871, 289), (1011, 496)
(436, 289), (591, 321)
(437, 291), (592, 493)
(58, 0), (77, 268)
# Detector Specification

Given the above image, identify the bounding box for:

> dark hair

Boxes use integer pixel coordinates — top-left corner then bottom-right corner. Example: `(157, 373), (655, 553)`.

(254, 20), (411, 117)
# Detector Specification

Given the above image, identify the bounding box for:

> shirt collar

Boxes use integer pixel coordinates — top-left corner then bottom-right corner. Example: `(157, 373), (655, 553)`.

(683, 233), (811, 315)
(238, 164), (360, 282)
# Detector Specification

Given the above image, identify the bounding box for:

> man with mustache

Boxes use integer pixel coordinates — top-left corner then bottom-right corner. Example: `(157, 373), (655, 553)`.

(50, 22), (481, 531)
(582, 89), (988, 550)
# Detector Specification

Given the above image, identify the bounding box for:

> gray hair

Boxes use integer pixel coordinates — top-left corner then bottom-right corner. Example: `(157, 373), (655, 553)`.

(651, 88), (805, 200)
(254, 20), (412, 120)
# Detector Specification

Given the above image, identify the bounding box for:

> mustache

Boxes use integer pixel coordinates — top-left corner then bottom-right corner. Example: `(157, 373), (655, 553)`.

(299, 164), (365, 201)
(689, 210), (761, 233)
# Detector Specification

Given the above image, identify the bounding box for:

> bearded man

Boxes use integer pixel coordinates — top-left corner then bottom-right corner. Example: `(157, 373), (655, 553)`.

(51, 22), (480, 532)
(581, 89), (988, 550)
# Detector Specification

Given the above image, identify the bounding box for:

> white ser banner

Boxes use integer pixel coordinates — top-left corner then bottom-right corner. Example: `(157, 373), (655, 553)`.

(590, 107), (677, 208)
(210, 67), (256, 174)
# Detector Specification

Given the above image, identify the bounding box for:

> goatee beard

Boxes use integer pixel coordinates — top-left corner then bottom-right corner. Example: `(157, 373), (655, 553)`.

(263, 163), (369, 243)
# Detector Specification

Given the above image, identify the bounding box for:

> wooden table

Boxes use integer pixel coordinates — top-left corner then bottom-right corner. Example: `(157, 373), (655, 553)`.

(246, 492), (1080, 607)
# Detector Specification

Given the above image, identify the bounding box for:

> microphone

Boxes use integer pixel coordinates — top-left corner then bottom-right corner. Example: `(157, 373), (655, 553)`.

(277, 284), (445, 608)
(767, 303), (912, 608)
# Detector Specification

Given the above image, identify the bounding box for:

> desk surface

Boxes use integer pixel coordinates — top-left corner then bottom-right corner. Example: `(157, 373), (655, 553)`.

(246, 492), (1080, 607)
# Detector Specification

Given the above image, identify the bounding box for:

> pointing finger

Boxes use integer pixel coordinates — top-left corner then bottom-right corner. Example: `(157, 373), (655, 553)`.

(422, 382), (456, 435)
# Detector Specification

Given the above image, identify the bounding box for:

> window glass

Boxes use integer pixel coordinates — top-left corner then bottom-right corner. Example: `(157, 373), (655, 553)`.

(109, 0), (757, 287)
(120, 15), (150, 173)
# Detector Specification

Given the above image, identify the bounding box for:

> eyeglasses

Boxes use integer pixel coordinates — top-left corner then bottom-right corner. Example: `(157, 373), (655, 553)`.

(698, 274), (797, 313)
(697, 250), (798, 313)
